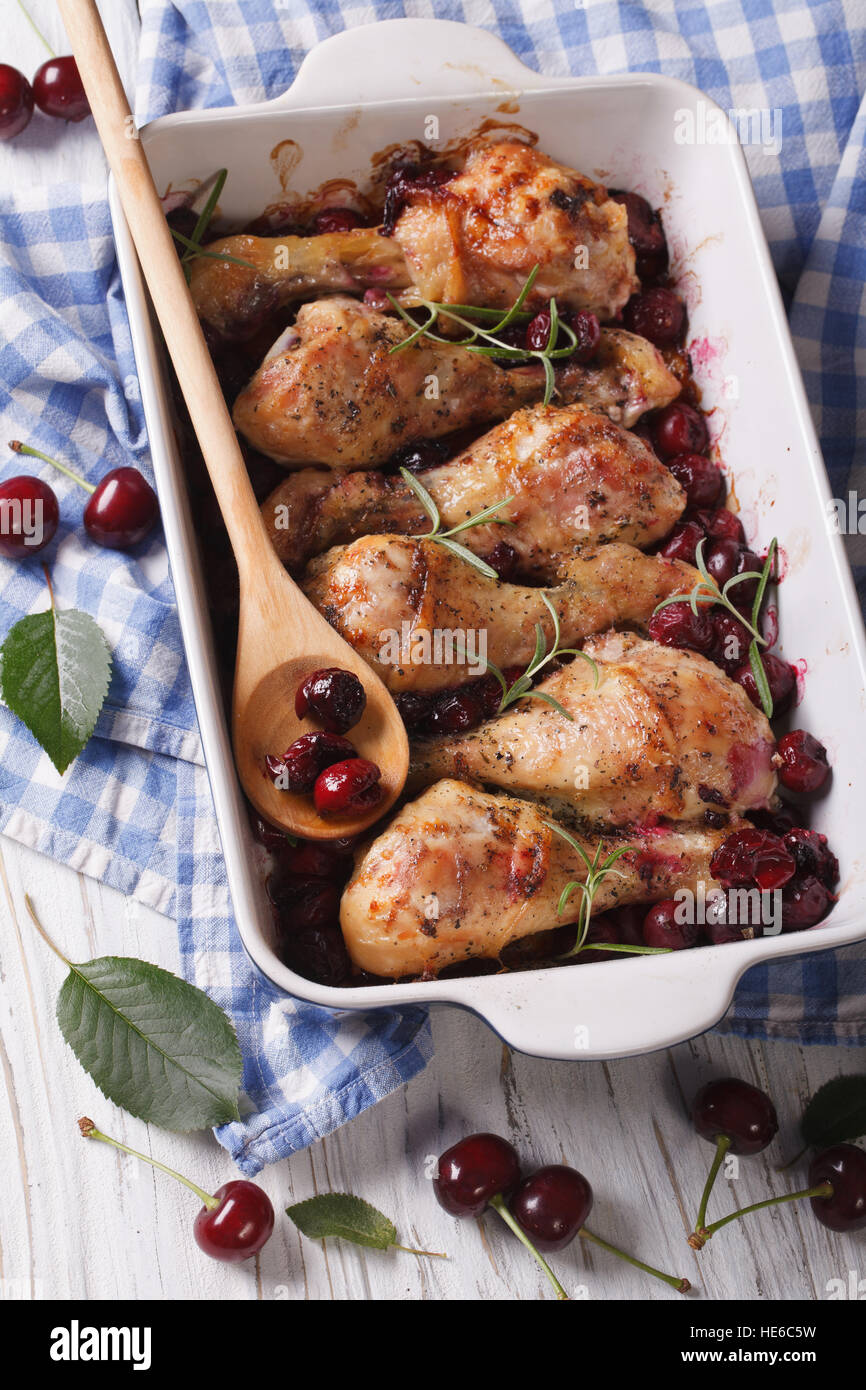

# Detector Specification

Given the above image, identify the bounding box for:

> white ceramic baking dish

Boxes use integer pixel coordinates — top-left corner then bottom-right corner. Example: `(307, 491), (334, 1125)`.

(110, 18), (866, 1060)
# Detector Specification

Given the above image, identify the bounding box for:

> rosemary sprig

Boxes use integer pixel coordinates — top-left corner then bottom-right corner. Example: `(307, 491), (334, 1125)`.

(399, 467), (513, 578)
(485, 594), (599, 721)
(547, 823), (670, 960)
(386, 267), (576, 406)
(653, 537), (779, 719)
(169, 169), (256, 283)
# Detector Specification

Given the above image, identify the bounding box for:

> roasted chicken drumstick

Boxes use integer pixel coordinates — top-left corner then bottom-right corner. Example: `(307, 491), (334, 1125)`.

(410, 631), (778, 825)
(340, 779), (742, 978)
(264, 402), (685, 575)
(303, 540), (697, 693)
(190, 140), (637, 338)
(233, 297), (680, 468)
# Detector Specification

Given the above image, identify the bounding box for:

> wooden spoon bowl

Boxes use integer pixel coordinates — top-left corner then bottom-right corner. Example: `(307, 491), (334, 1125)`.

(236, 650), (408, 840)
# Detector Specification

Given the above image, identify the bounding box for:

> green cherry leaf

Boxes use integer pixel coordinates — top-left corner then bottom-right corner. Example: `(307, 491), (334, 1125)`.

(0, 606), (112, 775)
(286, 1194), (397, 1250)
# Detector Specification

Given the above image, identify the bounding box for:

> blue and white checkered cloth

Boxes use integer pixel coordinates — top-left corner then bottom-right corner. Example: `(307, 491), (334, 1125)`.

(0, 2), (864, 1174)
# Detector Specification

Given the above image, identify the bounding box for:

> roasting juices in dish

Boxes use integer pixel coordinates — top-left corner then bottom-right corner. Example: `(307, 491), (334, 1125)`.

(176, 133), (836, 988)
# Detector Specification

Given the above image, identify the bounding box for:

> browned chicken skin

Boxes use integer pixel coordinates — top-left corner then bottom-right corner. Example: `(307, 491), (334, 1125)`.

(410, 631), (778, 826)
(234, 297), (680, 469)
(264, 402), (685, 575)
(190, 140), (637, 338)
(340, 779), (743, 978)
(391, 140), (637, 317)
(302, 539), (698, 693)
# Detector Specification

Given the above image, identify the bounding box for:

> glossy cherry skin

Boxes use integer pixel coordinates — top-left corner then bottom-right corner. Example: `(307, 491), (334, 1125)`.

(313, 207), (362, 234)
(193, 1181), (275, 1262)
(667, 453), (722, 509)
(776, 730), (830, 794)
(691, 1077), (779, 1155)
(643, 899), (702, 950)
(0, 476), (59, 558)
(313, 757), (382, 815)
(0, 65), (34, 141)
(710, 828), (796, 891)
(652, 402), (708, 460)
(732, 652), (796, 717)
(808, 1145), (866, 1232)
(434, 1133), (521, 1217)
(32, 56), (90, 122)
(84, 467), (159, 549)
(274, 731), (355, 793)
(648, 601), (714, 654)
(623, 287), (685, 346)
(609, 190), (668, 280)
(509, 1165), (594, 1251)
(295, 667), (366, 734)
(660, 519), (705, 566)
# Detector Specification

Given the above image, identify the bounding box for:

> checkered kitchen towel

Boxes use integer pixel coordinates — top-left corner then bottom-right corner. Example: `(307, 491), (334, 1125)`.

(1, 2), (864, 1176)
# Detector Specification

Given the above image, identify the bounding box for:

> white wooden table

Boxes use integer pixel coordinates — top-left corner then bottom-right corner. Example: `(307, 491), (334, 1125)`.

(1, 2), (862, 1304)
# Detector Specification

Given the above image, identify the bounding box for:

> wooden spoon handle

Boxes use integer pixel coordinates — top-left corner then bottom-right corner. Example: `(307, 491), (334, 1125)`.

(56, 0), (273, 581)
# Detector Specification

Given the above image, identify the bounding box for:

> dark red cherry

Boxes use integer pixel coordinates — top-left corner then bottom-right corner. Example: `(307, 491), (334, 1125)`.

(84, 467), (159, 548)
(0, 65), (34, 141)
(283, 922), (354, 989)
(642, 899), (701, 950)
(509, 1164), (594, 1251)
(693, 507), (745, 545)
(782, 829), (838, 888)
(428, 686), (485, 736)
(732, 652), (796, 716)
(667, 453), (722, 509)
(485, 540), (521, 581)
(691, 1077), (778, 1155)
(651, 402), (708, 459)
(660, 519), (705, 566)
(526, 308), (554, 351)
(705, 538), (740, 587)
(280, 838), (354, 880)
(781, 874), (833, 931)
(277, 731), (355, 793)
(32, 56), (90, 122)
(434, 1133), (521, 1218)
(710, 612), (749, 673)
(710, 828), (796, 891)
(267, 868), (341, 932)
(623, 287), (685, 346)
(313, 207), (362, 234)
(295, 667), (366, 734)
(313, 757), (382, 816)
(648, 601), (714, 654)
(608, 190), (668, 281)
(565, 310), (601, 362)
(776, 730), (830, 794)
(193, 1180), (275, 1262)
(808, 1145), (866, 1232)
(0, 475), (59, 558)
(395, 690), (434, 730)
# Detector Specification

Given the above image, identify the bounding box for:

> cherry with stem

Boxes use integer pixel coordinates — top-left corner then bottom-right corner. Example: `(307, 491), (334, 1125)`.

(689, 1078), (779, 1229)
(689, 1184), (833, 1250)
(78, 1117), (275, 1262)
(10, 440), (158, 550)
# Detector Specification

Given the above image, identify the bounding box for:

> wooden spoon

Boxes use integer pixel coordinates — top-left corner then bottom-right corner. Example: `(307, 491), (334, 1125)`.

(57, 0), (408, 840)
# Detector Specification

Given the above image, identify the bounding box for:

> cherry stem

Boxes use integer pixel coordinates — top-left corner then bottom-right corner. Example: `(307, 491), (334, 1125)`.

(9, 440), (95, 495)
(16, 0), (55, 57)
(690, 1182), (833, 1247)
(24, 895), (70, 966)
(392, 1244), (448, 1259)
(695, 1133), (731, 1231)
(488, 1194), (570, 1300)
(580, 1227), (690, 1294)
(77, 1117), (220, 1211)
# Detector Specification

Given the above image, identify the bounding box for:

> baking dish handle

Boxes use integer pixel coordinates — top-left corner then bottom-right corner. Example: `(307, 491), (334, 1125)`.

(461, 952), (746, 1059)
(266, 19), (555, 110)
